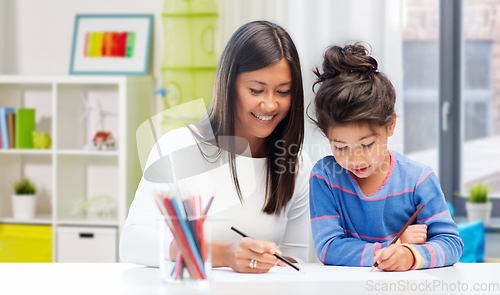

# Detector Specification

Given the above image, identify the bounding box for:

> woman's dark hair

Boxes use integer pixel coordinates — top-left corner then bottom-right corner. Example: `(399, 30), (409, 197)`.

(309, 42), (396, 136)
(198, 20), (304, 215)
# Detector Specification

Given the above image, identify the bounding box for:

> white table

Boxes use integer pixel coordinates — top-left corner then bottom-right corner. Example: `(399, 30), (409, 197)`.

(1, 263), (499, 295)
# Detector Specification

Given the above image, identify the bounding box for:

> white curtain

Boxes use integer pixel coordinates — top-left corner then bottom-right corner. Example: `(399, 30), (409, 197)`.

(216, 0), (405, 163)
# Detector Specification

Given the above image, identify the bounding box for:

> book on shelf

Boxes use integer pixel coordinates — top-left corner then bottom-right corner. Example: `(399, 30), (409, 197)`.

(0, 108), (15, 149)
(0, 107), (37, 149)
(7, 113), (15, 148)
(15, 109), (35, 149)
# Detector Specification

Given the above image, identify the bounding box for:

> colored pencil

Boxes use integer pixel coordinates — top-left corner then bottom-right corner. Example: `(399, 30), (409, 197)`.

(183, 199), (201, 254)
(370, 204), (425, 272)
(162, 196), (201, 280)
(204, 196), (214, 216)
(168, 198), (206, 279)
(155, 192), (214, 281)
(201, 196), (214, 261)
(230, 227), (305, 274)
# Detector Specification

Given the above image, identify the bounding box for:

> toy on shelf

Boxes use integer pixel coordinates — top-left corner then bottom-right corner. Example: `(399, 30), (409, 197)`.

(70, 195), (117, 219)
(154, 86), (168, 108)
(92, 131), (115, 150)
(80, 93), (116, 150)
(32, 131), (51, 149)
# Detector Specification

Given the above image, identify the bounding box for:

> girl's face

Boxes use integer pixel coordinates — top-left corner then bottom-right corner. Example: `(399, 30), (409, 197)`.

(234, 58), (292, 146)
(327, 121), (395, 179)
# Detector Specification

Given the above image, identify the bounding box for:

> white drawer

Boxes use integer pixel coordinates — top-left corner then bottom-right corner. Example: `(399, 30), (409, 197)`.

(57, 226), (117, 262)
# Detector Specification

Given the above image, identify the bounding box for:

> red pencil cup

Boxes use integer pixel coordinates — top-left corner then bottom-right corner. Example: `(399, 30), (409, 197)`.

(159, 214), (212, 286)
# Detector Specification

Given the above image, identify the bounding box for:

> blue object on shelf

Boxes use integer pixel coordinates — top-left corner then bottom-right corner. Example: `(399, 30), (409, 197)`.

(154, 87), (168, 97)
(457, 220), (485, 263)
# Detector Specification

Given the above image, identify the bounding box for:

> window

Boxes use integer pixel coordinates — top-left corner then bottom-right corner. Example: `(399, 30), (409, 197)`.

(402, 0), (440, 174)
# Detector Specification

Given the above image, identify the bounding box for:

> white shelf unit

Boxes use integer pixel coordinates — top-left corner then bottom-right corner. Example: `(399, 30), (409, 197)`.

(0, 75), (153, 262)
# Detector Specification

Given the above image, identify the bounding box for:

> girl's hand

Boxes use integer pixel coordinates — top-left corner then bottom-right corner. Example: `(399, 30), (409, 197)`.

(373, 244), (415, 271)
(400, 224), (427, 244)
(223, 238), (285, 273)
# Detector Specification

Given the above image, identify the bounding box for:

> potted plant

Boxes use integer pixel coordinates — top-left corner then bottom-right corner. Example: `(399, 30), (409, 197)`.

(465, 183), (492, 226)
(12, 178), (37, 219)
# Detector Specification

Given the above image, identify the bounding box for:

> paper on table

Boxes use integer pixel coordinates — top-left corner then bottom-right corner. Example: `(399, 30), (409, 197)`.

(211, 264), (437, 283)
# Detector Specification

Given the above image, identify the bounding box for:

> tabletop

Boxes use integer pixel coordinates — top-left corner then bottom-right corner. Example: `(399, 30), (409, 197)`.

(1, 262), (499, 295)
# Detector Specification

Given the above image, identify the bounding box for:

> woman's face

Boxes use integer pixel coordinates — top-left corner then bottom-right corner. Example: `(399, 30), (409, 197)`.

(234, 58), (292, 150)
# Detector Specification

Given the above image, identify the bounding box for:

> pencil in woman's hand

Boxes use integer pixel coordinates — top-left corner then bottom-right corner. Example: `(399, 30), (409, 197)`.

(370, 204), (425, 272)
(230, 227), (305, 274)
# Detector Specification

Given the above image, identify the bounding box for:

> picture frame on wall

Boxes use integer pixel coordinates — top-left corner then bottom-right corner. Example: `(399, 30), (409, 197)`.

(69, 14), (153, 75)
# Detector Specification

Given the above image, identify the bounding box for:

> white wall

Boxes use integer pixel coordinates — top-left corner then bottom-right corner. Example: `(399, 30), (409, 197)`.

(0, 0), (6, 73)
(3, 0), (164, 77)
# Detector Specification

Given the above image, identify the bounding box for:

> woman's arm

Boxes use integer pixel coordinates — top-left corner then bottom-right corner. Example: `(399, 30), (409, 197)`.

(277, 153), (313, 263)
(119, 177), (170, 266)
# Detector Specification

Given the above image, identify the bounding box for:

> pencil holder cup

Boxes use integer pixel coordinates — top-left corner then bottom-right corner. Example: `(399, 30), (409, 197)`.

(159, 215), (212, 286)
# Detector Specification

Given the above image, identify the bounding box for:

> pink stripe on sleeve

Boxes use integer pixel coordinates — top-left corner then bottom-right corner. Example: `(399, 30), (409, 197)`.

(360, 243), (369, 267)
(358, 189), (415, 201)
(322, 241), (333, 264)
(417, 210), (449, 223)
(424, 244), (436, 268)
(416, 170), (433, 187)
(428, 242), (446, 267)
(345, 229), (398, 241)
(310, 173), (358, 195)
(311, 215), (340, 221)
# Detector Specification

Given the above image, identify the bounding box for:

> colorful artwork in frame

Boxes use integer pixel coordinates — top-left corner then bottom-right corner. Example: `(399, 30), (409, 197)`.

(70, 14), (153, 75)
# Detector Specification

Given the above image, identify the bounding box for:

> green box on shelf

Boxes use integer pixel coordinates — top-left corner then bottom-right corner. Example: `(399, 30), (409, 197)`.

(162, 69), (216, 109)
(162, 16), (218, 68)
(15, 108), (35, 149)
(163, 0), (217, 15)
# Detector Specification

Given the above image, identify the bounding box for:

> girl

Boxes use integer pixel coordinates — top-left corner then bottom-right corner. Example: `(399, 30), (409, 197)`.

(120, 21), (311, 273)
(308, 43), (463, 271)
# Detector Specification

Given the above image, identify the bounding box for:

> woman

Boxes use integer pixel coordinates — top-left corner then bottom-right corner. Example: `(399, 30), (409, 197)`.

(120, 20), (311, 273)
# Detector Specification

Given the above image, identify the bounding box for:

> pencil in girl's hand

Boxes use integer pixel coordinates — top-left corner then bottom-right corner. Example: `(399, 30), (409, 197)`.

(230, 227), (305, 274)
(370, 204), (425, 272)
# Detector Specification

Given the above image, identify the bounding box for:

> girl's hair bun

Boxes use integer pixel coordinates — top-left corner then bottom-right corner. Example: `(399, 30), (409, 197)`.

(319, 42), (378, 80)
(309, 41), (396, 135)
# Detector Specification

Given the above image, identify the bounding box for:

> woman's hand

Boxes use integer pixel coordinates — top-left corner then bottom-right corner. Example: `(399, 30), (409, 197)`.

(170, 238), (286, 273)
(221, 238), (286, 273)
(373, 244), (415, 271)
(400, 224), (427, 244)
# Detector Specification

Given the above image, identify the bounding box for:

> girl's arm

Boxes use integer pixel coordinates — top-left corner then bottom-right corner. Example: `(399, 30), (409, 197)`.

(400, 170), (463, 270)
(310, 172), (389, 266)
